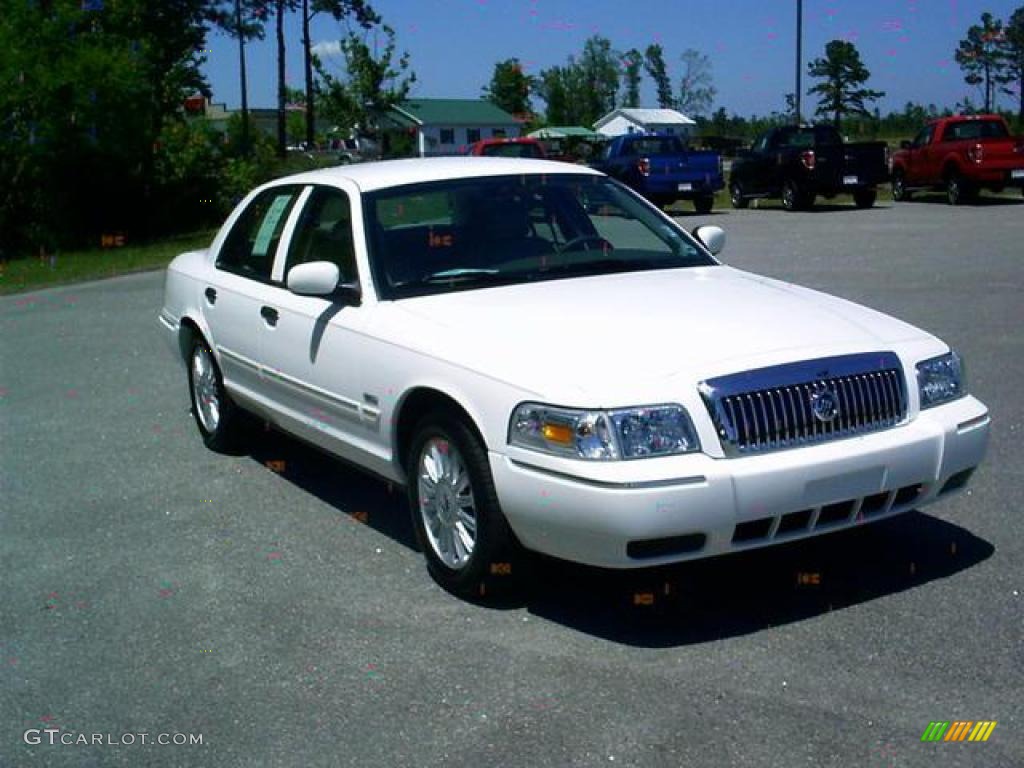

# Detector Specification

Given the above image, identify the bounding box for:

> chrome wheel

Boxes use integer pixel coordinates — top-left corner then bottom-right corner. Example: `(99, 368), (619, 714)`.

(191, 344), (220, 433)
(417, 437), (477, 569)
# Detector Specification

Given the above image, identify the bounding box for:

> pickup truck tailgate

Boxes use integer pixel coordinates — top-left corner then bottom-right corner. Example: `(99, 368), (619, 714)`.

(649, 150), (720, 180)
(839, 142), (890, 185)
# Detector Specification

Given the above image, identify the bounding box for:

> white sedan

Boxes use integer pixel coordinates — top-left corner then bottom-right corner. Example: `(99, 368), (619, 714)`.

(159, 157), (990, 598)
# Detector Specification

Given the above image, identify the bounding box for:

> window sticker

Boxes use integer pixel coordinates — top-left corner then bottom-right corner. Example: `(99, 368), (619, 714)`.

(252, 195), (293, 257)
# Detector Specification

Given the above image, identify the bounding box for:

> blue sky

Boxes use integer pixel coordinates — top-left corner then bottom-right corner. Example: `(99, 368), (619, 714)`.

(201, 0), (1023, 117)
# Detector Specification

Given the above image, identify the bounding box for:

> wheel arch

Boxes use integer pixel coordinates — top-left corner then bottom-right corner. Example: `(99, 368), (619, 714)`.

(393, 386), (489, 477)
(941, 157), (964, 180)
(177, 314), (216, 365)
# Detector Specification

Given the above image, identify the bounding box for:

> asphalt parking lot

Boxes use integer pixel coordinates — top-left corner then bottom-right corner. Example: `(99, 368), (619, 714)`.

(2, 193), (1022, 768)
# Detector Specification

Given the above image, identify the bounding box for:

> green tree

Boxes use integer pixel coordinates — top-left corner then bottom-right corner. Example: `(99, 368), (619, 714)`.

(315, 24), (416, 140)
(537, 64), (576, 125)
(578, 35), (620, 123)
(677, 49), (715, 117)
(0, 0), (214, 252)
(1001, 5), (1024, 123)
(644, 44), (674, 108)
(482, 58), (535, 116)
(300, 1), (378, 148)
(210, 1), (270, 156)
(807, 40), (884, 126)
(955, 11), (1008, 112)
(537, 37), (619, 127)
(621, 49), (643, 108)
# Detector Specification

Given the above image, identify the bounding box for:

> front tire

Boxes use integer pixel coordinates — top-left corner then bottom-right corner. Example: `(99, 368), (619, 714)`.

(187, 336), (245, 452)
(693, 195), (714, 214)
(853, 188), (877, 209)
(782, 179), (812, 211)
(407, 410), (522, 598)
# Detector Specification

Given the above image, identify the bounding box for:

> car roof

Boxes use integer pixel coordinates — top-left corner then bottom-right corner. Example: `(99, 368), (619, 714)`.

(275, 156), (601, 193)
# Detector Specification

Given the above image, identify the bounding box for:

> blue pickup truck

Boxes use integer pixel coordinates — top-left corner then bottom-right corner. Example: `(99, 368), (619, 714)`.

(592, 133), (724, 213)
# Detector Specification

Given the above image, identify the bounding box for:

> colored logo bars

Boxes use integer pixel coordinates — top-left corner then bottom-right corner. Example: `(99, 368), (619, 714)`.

(921, 721), (997, 742)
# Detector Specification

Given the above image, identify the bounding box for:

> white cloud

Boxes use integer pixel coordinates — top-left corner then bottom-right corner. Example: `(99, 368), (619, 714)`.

(311, 40), (342, 58)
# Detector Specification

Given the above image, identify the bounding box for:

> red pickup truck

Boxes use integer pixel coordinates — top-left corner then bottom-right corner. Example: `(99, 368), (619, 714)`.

(890, 115), (1024, 205)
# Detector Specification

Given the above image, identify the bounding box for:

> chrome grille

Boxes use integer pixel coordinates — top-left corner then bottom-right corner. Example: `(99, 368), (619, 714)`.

(700, 353), (907, 456)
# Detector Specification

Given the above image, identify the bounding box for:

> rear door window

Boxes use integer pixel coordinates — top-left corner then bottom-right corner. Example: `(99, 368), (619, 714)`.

(217, 187), (302, 281)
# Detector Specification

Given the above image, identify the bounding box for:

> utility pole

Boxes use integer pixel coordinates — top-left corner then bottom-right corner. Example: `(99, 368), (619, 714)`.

(795, 0), (803, 125)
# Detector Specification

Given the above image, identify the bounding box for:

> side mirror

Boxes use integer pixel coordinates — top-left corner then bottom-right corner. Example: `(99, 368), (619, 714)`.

(693, 225), (725, 256)
(900, 140), (912, 150)
(287, 261), (341, 296)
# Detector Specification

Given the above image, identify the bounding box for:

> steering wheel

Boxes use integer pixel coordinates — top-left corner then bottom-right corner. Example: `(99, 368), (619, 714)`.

(556, 235), (614, 254)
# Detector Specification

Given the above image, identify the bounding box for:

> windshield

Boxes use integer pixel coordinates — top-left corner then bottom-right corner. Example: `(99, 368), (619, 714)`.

(364, 174), (715, 299)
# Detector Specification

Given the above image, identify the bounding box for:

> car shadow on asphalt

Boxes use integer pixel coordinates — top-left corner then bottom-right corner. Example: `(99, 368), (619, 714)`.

(519, 511), (994, 647)
(244, 422), (418, 550)
(240, 423), (994, 648)
(743, 203), (891, 214)
(899, 193), (1024, 207)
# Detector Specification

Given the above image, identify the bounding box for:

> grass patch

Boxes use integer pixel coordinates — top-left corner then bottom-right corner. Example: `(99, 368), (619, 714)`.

(0, 230), (217, 296)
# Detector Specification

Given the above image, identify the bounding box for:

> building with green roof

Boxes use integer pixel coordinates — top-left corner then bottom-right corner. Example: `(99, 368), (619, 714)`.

(387, 98), (523, 156)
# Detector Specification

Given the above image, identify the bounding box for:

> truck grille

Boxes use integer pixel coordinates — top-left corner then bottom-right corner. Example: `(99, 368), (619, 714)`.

(700, 353), (907, 456)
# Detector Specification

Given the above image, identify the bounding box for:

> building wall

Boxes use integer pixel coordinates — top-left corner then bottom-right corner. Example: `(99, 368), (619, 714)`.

(417, 123), (522, 156)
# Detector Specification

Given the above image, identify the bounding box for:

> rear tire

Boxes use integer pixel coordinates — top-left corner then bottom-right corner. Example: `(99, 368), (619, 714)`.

(693, 195), (714, 214)
(853, 189), (877, 209)
(187, 335), (245, 452)
(946, 172), (971, 205)
(406, 410), (523, 599)
(891, 171), (911, 202)
(729, 181), (749, 209)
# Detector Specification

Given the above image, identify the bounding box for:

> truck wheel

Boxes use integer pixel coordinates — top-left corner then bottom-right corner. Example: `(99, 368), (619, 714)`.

(693, 195), (714, 214)
(946, 173), (971, 206)
(782, 179), (804, 211)
(891, 171), (911, 202)
(406, 409), (523, 599)
(853, 189), (877, 209)
(729, 182), (749, 209)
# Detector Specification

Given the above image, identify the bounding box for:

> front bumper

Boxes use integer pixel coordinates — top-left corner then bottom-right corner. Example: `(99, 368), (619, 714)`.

(490, 395), (989, 568)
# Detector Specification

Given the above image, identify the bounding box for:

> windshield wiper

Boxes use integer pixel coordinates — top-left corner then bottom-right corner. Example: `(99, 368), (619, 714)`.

(417, 268), (505, 286)
(421, 268), (499, 283)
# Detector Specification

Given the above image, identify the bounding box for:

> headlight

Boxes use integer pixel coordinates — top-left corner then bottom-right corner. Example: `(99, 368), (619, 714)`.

(916, 352), (965, 409)
(508, 403), (700, 460)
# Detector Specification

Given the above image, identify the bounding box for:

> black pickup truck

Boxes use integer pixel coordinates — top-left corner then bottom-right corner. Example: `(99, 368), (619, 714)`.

(729, 125), (889, 211)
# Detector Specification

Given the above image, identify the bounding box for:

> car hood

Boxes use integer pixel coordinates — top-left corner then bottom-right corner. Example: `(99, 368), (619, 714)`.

(376, 266), (934, 402)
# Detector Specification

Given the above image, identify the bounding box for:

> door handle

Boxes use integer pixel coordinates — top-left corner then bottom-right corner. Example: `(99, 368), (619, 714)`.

(260, 306), (279, 327)
(204, 287), (217, 304)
